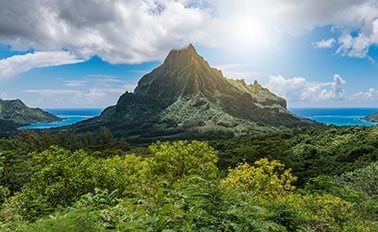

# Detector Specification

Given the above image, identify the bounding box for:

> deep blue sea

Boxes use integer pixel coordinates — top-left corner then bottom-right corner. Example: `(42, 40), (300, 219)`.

(21, 109), (103, 129)
(290, 108), (378, 126)
(21, 108), (378, 129)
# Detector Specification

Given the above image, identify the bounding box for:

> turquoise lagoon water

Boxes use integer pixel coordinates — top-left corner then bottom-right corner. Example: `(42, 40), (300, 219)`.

(21, 109), (103, 129)
(21, 108), (378, 129)
(290, 108), (378, 126)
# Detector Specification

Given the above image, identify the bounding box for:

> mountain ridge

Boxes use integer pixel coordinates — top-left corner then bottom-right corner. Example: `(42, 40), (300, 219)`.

(73, 44), (319, 141)
(0, 99), (61, 134)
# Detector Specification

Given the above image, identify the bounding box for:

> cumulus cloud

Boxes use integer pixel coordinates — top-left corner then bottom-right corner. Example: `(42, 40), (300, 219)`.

(265, 74), (347, 105)
(342, 88), (378, 106)
(0, 0), (212, 64)
(0, 0), (377, 65)
(264, 73), (378, 107)
(314, 38), (336, 48)
(337, 18), (378, 58)
(0, 51), (83, 79)
(332, 74), (347, 100)
(354, 88), (378, 98)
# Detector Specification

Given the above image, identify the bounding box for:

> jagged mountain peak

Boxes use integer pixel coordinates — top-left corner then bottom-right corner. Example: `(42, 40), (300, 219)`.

(134, 44), (227, 104)
(127, 44), (287, 109)
(162, 43), (209, 69)
(74, 45), (319, 141)
(167, 43), (198, 58)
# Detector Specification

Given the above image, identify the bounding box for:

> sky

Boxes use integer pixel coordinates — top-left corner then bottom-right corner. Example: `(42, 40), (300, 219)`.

(0, 0), (378, 108)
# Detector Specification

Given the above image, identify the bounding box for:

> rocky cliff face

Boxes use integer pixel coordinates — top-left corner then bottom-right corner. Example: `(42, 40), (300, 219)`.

(0, 99), (60, 133)
(74, 44), (318, 141)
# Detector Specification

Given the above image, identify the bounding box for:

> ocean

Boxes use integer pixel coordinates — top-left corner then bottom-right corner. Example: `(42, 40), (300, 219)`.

(21, 108), (103, 129)
(21, 108), (378, 129)
(290, 108), (378, 126)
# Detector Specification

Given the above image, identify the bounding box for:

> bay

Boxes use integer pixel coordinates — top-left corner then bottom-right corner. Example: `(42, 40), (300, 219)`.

(21, 108), (103, 129)
(290, 108), (378, 126)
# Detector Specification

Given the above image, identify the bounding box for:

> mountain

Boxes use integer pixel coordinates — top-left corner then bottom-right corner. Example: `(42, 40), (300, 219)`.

(363, 112), (378, 123)
(74, 44), (319, 141)
(0, 99), (60, 133)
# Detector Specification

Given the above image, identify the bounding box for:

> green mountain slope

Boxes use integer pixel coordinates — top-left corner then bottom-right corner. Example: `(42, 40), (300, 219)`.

(74, 44), (319, 140)
(0, 99), (60, 133)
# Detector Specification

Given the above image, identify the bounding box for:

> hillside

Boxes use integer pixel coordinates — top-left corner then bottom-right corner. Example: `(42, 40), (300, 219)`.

(74, 44), (319, 140)
(0, 99), (60, 133)
(363, 112), (378, 123)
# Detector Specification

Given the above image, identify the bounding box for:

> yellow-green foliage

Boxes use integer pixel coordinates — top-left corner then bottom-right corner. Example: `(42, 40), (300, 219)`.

(102, 154), (151, 197)
(222, 158), (297, 200)
(299, 194), (376, 232)
(149, 140), (218, 182)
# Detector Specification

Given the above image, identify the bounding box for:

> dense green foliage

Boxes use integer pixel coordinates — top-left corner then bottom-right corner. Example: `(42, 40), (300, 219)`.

(0, 128), (129, 194)
(212, 126), (378, 184)
(0, 126), (377, 231)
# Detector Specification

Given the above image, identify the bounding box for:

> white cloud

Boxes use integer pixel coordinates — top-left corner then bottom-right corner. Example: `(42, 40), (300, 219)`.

(314, 38), (336, 48)
(83, 76), (138, 93)
(23, 76), (138, 107)
(206, 0), (378, 59)
(265, 75), (307, 100)
(0, 0), (377, 64)
(86, 89), (107, 98)
(337, 18), (378, 58)
(24, 89), (85, 108)
(24, 89), (82, 97)
(122, 83), (138, 92)
(0, 51), (83, 79)
(214, 64), (270, 83)
(86, 87), (126, 97)
(332, 74), (347, 100)
(342, 88), (378, 106)
(64, 80), (87, 87)
(353, 88), (378, 99)
(0, 0), (212, 64)
(265, 74), (347, 105)
(0, 92), (10, 99)
(252, 73), (378, 107)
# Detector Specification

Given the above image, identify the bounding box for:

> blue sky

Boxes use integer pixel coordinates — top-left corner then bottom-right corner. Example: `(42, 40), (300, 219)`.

(0, 0), (377, 108)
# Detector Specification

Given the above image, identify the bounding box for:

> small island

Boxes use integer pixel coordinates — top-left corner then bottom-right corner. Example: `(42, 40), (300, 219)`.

(363, 112), (378, 123)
